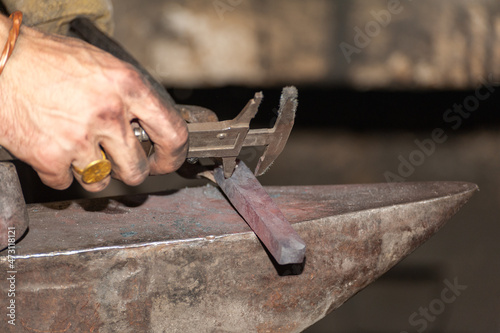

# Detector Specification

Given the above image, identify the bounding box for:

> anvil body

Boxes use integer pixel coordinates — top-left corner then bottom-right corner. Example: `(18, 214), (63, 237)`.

(0, 181), (476, 332)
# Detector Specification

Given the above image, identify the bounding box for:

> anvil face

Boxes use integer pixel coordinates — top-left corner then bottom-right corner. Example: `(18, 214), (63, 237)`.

(0, 181), (476, 332)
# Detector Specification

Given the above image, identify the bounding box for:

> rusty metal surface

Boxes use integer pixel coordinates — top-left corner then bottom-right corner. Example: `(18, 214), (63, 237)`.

(0, 162), (28, 250)
(0, 182), (476, 332)
(215, 161), (306, 265)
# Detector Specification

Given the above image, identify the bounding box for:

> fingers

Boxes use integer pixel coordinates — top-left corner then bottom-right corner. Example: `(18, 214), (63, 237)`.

(37, 129), (148, 192)
(37, 160), (111, 193)
(36, 166), (74, 191)
(100, 128), (150, 186)
(122, 75), (188, 175)
(145, 116), (188, 176)
(91, 95), (150, 185)
(79, 104), (150, 187)
(68, 62), (187, 186)
(28, 146), (74, 190)
(71, 148), (112, 192)
(36, 65), (186, 192)
(34, 150), (111, 192)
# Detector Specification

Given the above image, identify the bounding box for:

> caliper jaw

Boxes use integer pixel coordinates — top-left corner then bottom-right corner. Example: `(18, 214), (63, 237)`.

(186, 86), (298, 178)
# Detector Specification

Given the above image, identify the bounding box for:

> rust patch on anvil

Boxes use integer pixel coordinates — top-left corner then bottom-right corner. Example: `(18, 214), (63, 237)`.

(0, 182), (477, 332)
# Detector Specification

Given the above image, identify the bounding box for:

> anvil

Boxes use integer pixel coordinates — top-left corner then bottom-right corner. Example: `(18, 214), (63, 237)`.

(0, 182), (476, 332)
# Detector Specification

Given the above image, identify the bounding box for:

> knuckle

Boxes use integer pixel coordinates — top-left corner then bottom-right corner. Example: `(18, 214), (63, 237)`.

(169, 121), (189, 152)
(170, 151), (187, 172)
(95, 97), (125, 124)
(115, 65), (152, 100)
(50, 178), (73, 190)
(83, 179), (110, 192)
(162, 129), (189, 173)
(149, 121), (189, 175)
(117, 65), (144, 88)
(69, 130), (91, 151)
(122, 164), (149, 186)
(39, 171), (72, 190)
(123, 171), (148, 186)
(123, 67), (142, 83)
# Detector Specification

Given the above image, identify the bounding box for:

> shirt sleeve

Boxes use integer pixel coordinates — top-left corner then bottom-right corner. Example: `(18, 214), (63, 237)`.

(2, 0), (114, 35)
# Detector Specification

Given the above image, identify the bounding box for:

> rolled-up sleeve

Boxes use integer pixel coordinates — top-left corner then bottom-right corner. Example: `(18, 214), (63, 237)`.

(2, 0), (113, 35)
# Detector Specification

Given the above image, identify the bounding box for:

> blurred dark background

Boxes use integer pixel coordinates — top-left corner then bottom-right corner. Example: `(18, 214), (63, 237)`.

(15, 0), (500, 332)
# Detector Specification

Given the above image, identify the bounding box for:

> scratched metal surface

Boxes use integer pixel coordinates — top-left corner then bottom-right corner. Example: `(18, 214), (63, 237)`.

(0, 182), (477, 332)
(3, 182), (475, 256)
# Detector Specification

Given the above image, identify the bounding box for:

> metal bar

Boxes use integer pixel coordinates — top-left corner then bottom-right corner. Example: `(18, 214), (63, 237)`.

(214, 160), (306, 264)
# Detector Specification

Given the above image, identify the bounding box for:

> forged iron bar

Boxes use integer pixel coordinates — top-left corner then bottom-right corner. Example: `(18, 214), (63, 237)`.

(214, 160), (306, 265)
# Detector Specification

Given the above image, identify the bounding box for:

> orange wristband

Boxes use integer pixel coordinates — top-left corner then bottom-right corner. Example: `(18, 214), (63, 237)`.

(0, 11), (22, 76)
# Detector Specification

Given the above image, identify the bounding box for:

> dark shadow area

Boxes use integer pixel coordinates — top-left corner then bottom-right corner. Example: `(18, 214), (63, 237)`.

(258, 238), (305, 276)
(13, 160), (87, 204)
(377, 262), (443, 283)
(269, 252), (306, 276)
(169, 86), (500, 131)
(77, 198), (128, 214)
(41, 201), (72, 211)
(0, 2), (8, 15)
(15, 158), (180, 205)
(39, 190), (177, 213)
(76, 194), (151, 212)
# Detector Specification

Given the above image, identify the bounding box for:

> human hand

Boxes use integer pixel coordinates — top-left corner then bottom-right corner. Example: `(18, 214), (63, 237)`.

(0, 17), (188, 192)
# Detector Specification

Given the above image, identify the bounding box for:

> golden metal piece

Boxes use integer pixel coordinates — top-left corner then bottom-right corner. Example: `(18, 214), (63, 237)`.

(73, 151), (112, 184)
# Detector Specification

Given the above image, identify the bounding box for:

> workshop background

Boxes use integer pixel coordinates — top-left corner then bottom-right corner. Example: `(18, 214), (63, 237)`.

(18, 0), (500, 332)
